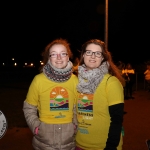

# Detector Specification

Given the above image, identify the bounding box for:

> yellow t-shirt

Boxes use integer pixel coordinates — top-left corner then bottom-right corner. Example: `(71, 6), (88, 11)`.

(25, 72), (78, 124)
(76, 74), (124, 150)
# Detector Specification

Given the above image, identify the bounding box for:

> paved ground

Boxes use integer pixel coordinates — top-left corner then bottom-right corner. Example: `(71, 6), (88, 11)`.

(0, 84), (150, 150)
(122, 90), (150, 150)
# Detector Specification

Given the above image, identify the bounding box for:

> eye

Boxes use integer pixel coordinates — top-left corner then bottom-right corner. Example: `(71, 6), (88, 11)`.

(86, 50), (91, 54)
(96, 52), (101, 56)
(61, 52), (67, 56)
(50, 53), (57, 57)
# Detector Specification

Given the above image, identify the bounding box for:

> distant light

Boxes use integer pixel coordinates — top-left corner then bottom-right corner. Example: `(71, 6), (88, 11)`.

(30, 63), (34, 66)
(3, 63), (5, 66)
(14, 63), (17, 66)
(25, 63), (27, 65)
(12, 58), (14, 60)
(40, 61), (44, 65)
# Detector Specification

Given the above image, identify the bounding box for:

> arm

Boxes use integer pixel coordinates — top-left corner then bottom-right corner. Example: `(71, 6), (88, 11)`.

(23, 75), (41, 133)
(72, 75), (79, 132)
(23, 101), (41, 134)
(104, 103), (124, 150)
(72, 104), (78, 133)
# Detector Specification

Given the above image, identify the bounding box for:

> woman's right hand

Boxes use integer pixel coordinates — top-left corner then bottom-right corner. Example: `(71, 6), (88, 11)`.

(34, 126), (39, 135)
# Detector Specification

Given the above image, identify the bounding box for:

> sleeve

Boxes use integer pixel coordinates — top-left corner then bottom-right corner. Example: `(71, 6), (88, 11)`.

(25, 76), (39, 106)
(104, 103), (124, 150)
(72, 104), (78, 125)
(104, 77), (124, 150)
(23, 76), (41, 133)
(72, 76), (79, 127)
(106, 77), (124, 106)
(23, 101), (41, 134)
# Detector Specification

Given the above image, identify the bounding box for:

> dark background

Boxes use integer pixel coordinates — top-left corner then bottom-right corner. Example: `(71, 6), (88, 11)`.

(1, 0), (149, 67)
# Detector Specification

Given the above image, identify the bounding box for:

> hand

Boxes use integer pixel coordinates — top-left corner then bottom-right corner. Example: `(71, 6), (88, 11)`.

(34, 127), (39, 135)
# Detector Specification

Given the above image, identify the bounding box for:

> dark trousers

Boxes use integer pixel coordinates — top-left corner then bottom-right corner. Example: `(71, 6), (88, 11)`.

(124, 81), (134, 98)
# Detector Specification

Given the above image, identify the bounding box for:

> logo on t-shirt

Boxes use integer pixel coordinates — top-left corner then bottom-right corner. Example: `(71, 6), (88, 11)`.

(78, 93), (93, 112)
(50, 86), (69, 111)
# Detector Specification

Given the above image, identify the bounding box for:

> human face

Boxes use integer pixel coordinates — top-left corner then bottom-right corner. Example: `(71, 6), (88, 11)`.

(83, 43), (103, 70)
(49, 44), (69, 69)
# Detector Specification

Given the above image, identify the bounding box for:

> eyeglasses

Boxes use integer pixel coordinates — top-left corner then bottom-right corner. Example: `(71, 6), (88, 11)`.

(85, 50), (102, 58)
(49, 52), (68, 58)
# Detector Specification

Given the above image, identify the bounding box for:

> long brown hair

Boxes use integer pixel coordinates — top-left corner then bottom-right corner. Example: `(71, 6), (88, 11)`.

(79, 39), (125, 86)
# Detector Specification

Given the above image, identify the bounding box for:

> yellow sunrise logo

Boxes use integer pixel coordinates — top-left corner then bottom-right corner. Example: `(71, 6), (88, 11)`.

(79, 93), (93, 100)
(50, 87), (69, 111)
(50, 87), (68, 98)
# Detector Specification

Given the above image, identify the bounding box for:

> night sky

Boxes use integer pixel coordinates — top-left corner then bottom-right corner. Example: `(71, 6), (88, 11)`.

(1, 0), (149, 66)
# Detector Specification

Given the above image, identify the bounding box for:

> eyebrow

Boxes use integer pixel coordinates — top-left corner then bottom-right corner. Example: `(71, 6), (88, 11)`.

(86, 50), (102, 52)
(50, 50), (67, 53)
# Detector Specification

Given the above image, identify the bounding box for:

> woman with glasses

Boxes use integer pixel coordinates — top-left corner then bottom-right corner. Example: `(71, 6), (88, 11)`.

(23, 38), (78, 150)
(75, 39), (125, 150)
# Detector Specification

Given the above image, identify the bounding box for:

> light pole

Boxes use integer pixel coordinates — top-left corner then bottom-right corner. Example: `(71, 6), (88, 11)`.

(105, 0), (108, 50)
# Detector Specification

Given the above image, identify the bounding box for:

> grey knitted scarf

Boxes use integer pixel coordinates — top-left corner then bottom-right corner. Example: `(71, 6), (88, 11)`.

(43, 60), (73, 82)
(77, 61), (109, 94)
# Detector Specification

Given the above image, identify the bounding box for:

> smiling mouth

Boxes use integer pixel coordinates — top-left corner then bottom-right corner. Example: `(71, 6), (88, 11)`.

(89, 60), (96, 63)
(56, 61), (63, 64)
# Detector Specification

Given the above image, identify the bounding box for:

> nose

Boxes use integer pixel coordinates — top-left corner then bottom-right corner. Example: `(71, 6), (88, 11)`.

(91, 52), (96, 58)
(57, 54), (61, 59)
